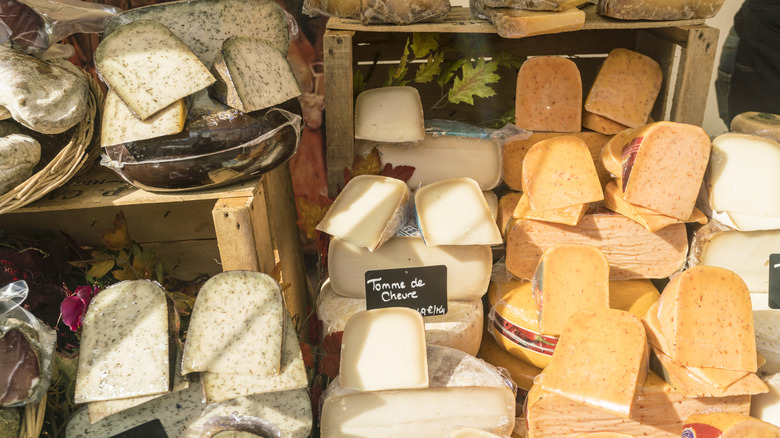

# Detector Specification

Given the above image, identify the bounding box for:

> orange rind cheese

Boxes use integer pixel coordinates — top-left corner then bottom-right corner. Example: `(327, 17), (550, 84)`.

(512, 193), (588, 226)
(683, 412), (780, 437)
(603, 182), (708, 232)
(515, 56), (581, 133)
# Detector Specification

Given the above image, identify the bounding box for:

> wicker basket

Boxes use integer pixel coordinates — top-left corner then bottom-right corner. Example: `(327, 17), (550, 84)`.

(0, 71), (101, 215)
(17, 393), (45, 438)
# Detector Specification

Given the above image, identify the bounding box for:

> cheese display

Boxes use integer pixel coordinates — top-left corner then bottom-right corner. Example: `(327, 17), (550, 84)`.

(584, 49), (661, 129)
(100, 91), (186, 147)
(320, 345), (516, 437)
(526, 372), (750, 438)
(95, 20), (215, 120)
(182, 271), (284, 375)
(327, 236), (492, 300)
(376, 134), (502, 190)
(522, 136), (603, 212)
(210, 36), (301, 114)
(415, 178), (503, 246)
(616, 122), (710, 220)
(470, 3), (585, 39)
(683, 412), (780, 437)
(317, 175), (411, 251)
(477, 328), (541, 391)
(66, 381), (312, 438)
(339, 308), (429, 391)
(498, 191), (523, 237)
(506, 213), (688, 280)
(317, 280), (484, 355)
(515, 56), (581, 132)
(361, 0), (450, 24)
(74, 280), (170, 404)
(582, 110), (630, 135)
(0, 134), (41, 196)
(730, 111), (780, 143)
(541, 309), (648, 418)
(0, 47), (89, 134)
(354, 86), (425, 143)
(512, 193), (588, 226)
(597, 0), (725, 20)
(604, 182), (708, 232)
(103, 0), (290, 65)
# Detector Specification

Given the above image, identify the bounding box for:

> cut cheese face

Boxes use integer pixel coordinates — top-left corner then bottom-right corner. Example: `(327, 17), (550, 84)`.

(327, 236), (492, 301)
(541, 308), (648, 419)
(515, 56), (581, 133)
(316, 175), (411, 251)
(377, 134), (502, 190)
(95, 20), (215, 120)
(684, 412), (780, 438)
(505, 213), (688, 280)
(603, 182), (707, 232)
(522, 136), (603, 211)
(655, 266), (757, 371)
(75, 280), (169, 404)
(532, 244), (610, 336)
(730, 111), (780, 143)
(477, 327), (542, 391)
(480, 7), (584, 39)
(498, 191), (522, 237)
(181, 271), (284, 375)
(582, 110), (630, 135)
(584, 49), (661, 129)
(608, 279), (659, 318)
(339, 308), (428, 391)
(600, 127), (635, 184)
(620, 121), (711, 220)
(354, 86), (424, 143)
(512, 192), (588, 226)
(100, 90), (186, 147)
(415, 177), (503, 246)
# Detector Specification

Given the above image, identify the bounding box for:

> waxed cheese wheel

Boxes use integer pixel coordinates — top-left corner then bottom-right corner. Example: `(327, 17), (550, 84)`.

(515, 56), (581, 133)
(730, 112), (780, 143)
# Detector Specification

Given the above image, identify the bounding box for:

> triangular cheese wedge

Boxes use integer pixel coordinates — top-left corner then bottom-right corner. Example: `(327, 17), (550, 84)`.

(600, 128), (636, 183)
(603, 182), (707, 232)
(512, 192), (587, 226)
(515, 56), (581, 133)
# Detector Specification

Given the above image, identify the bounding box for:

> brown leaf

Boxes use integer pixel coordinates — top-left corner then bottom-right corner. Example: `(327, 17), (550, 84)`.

(86, 258), (115, 279)
(380, 163), (416, 182)
(168, 291), (196, 316)
(111, 264), (136, 281)
(322, 330), (343, 355)
(319, 353), (340, 379)
(300, 341), (314, 369)
(296, 197), (332, 240)
(349, 148), (383, 178)
(99, 212), (131, 250)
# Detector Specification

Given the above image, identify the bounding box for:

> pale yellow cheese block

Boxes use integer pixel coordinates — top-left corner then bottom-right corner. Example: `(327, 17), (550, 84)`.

(684, 412), (780, 437)
(512, 193), (588, 226)
(603, 182), (708, 232)
(481, 7), (584, 39)
(354, 86), (424, 143)
(515, 56), (581, 133)
(540, 308), (647, 418)
(532, 244), (610, 336)
(584, 49), (661, 129)
(522, 135), (603, 211)
(582, 109), (630, 135)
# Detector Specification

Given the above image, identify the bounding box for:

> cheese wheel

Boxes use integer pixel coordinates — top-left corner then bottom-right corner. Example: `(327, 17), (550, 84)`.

(730, 111), (780, 143)
(477, 329), (541, 391)
(512, 193), (588, 226)
(603, 182), (708, 232)
(515, 56), (581, 133)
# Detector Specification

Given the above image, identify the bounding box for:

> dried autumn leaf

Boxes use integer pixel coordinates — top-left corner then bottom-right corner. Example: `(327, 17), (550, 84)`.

(300, 341), (314, 368)
(350, 148), (383, 178)
(99, 212), (131, 250)
(111, 264), (136, 282)
(380, 163), (416, 183)
(323, 331), (343, 355)
(269, 262), (291, 292)
(86, 258), (115, 280)
(169, 291), (196, 316)
(319, 353), (340, 379)
(296, 197), (332, 240)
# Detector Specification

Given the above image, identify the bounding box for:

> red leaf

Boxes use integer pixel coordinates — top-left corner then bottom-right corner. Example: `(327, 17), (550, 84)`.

(308, 315), (323, 347)
(300, 341), (314, 369)
(319, 353), (340, 379)
(322, 331), (343, 355)
(380, 163), (416, 183)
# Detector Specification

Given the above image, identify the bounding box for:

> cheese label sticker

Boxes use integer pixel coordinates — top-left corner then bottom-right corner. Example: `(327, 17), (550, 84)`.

(110, 419), (168, 438)
(769, 253), (780, 309)
(681, 423), (723, 438)
(365, 265), (448, 316)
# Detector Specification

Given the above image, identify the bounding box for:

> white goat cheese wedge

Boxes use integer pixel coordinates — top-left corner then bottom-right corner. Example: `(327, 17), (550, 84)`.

(100, 90), (186, 147)
(354, 86), (425, 143)
(74, 280), (169, 404)
(182, 271), (284, 375)
(95, 20), (215, 120)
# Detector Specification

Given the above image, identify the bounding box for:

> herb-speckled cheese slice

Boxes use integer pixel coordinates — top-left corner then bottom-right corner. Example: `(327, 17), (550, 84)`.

(74, 280), (169, 404)
(95, 20), (215, 120)
(182, 271), (284, 375)
(100, 90), (186, 147)
(210, 36), (301, 113)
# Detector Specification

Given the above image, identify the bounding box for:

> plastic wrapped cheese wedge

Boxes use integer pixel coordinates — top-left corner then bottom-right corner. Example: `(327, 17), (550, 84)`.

(354, 86), (424, 143)
(597, 0), (725, 20)
(603, 182), (708, 232)
(361, 0), (450, 24)
(320, 345), (516, 437)
(477, 328), (541, 391)
(317, 280), (484, 356)
(415, 177), (503, 246)
(600, 127), (635, 184)
(653, 266), (757, 372)
(512, 193), (588, 226)
(540, 309), (647, 419)
(100, 90), (186, 147)
(95, 20), (215, 120)
(182, 271), (284, 375)
(376, 134), (502, 190)
(75, 280), (170, 404)
(66, 380), (312, 438)
(684, 412), (780, 436)
(210, 36), (302, 114)
(505, 213), (688, 280)
(584, 49), (661, 129)
(731, 112), (780, 143)
(327, 236), (492, 300)
(316, 175), (411, 251)
(515, 56), (581, 133)
(526, 371), (750, 438)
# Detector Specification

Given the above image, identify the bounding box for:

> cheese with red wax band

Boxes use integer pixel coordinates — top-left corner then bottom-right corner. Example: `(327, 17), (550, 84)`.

(532, 244), (610, 336)
(584, 49), (661, 129)
(683, 412), (780, 437)
(515, 56), (581, 133)
(603, 182), (708, 232)
(582, 110), (630, 135)
(730, 111), (780, 143)
(354, 86), (424, 143)
(522, 135), (603, 211)
(512, 192), (588, 226)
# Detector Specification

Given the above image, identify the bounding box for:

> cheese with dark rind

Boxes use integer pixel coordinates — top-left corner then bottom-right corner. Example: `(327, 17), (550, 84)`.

(474, 0), (588, 10)
(103, 0), (290, 66)
(515, 56), (581, 133)
(0, 326), (41, 407)
(597, 0), (725, 20)
(100, 90), (186, 147)
(0, 134), (40, 196)
(361, 0), (450, 24)
(303, 0), (361, 18)
(730, 112), (780, 143)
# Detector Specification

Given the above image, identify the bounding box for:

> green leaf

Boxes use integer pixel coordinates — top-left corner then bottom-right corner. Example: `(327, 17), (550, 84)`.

(414, 51), (444, 84)
(385, 38), (411, 86)
(448, 58), (500, 105)
(353, 70), (366, 99)
(493, 51), (525, 69)
(411, 33), (439, 59)
(437, 59), (467, 88)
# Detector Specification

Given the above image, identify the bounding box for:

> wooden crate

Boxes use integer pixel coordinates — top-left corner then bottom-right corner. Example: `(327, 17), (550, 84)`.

(0, 163), (311, 328)
(323, 5), (719, 196)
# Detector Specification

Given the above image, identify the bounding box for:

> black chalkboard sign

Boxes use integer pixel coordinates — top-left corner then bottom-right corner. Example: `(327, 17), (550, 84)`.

(365, 265), (448, 316)
(769, 254), (780, 309)
(111, 419), (168, 438)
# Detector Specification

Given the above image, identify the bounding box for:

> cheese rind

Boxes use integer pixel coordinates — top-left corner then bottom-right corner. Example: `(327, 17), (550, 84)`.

(515, 56), (581, 133)
(354, 86), (424, 143)
(730, 111), (780, 143)
(475, 5), (585, 39)
(100, 90), (186, 147)
(0, 134), (41, 195)
(361, 0), (450, 24)
(597, 0), (725, 20)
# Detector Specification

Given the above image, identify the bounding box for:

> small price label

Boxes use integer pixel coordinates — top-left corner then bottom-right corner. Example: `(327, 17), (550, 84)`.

(365, 265), (448, 316)
(770, 254), (780, 309)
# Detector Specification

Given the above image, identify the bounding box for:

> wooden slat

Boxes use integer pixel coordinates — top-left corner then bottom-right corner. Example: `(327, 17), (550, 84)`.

(669, 25), (719, 125)
(324, 29), (356, 197)
(212, 197), (261, 272)
(636, 29), (678, 122)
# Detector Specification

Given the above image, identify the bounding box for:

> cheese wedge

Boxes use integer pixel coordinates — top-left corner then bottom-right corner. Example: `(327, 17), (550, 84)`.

(316, 175), (411, 251)
(620, 121), (711, 220)
(484, 190), (498, 220)
(181, 271), (284, 375)
(609, 279), (659, 318)
(477, 6), (585, 39)
(498, 191), (523, 237)
(477, 328), (542, 391)
(584, 49), (661, 129)
(354, 86), (424, 143)
(512, 193), (588, 226)
(100, 90), (186, 147)
(505, 213), (688, 280)
(75, 280), (169, 404)
(603, 182), (707, 232)
(600, 127), (635, 183)
(541, 308), (647, 419)
(597, 0), (725, 20)
(317, 280), (483, 356)
(582, 110), (630, 135)
(95, 20), (215, 120)
(655, 266), (756, 372)
(730, 111), (780, 143)
(684, 412), (780, 437)
(415, 177), (503, 246)
(515, 56), (581, 132)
